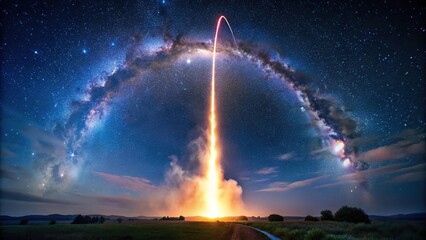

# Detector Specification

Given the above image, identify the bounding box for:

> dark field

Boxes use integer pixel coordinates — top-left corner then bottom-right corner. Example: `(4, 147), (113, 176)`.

(243, 220), (426, 240)
(2, 220), (425, 240)
(0, 221), (268, 240)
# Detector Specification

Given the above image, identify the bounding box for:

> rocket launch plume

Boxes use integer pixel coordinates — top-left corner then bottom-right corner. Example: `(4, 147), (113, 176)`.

(206, 15), (237, 218)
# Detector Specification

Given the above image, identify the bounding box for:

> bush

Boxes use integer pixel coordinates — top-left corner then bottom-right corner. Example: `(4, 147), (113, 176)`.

(236, 216), (248, 221)
(71, 214), (83, 224)
(334, 206), (370, 224)
(19, 219), (29, 225)
(350, 223), (378, 236)
(84, 216), (91, 224)
(72, 215), (104, 224)
(305, 228), (326, 240)
(305, 215), (319, 221)
(288, 229), (305, 240)
(325, 234), (357, 240)
(268, 214), (284, 222)
(272, 227), (290, 238)
(117, 218), (123, 224)
(320, 210), (334, 221)
(49, 220), (56, 225)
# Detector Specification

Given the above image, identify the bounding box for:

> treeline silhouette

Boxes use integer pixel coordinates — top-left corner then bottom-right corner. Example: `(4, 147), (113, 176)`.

(268, 206), (370, 224)
(160, 216), (185, 221)
(303, 206), (370, 224)
(71, 215), (106, 224)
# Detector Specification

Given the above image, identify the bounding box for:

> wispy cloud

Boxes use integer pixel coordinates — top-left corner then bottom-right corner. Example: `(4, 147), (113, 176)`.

(0, 189), (75, 205)
(356, 128), (425, 162)
(277, 152), (294, 161)
(357, 140), (424, 162)
(253, 178), (269, 183)
(0, 168), (17, 180)
(257, 176), (325, 192)
(315, 162), (426, 189)
(93, 195), (139, 207)
(1, 147), (16, 159)
(256, 167), (278, 175)
(94, 171), (156, 192)
(386, 171), (426, 184)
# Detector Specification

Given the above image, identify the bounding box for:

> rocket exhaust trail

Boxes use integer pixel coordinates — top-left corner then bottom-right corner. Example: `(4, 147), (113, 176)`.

(206, 16), (237, 218)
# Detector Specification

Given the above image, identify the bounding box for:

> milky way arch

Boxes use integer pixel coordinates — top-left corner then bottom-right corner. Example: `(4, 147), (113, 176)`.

(38, 29), (369, 191)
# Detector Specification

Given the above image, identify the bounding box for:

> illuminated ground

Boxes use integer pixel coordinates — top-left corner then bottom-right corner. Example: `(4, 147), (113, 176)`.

(0, 221), (268, 240)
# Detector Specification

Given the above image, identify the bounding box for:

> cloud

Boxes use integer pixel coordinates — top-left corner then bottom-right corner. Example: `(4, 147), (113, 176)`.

(0, 168), (18, 180)
(92, 195), (139, 207)
(257, 176), (325, 192)
(315, 162), (426, 189)
(357, 140), (425, 162)
(0, 189), (75, 205)
(256, 167), (278, 175)
(1, 147), (16, 159)
(315, 180), (358, 189)
(94, 171), (155, 192)
(356, 128), (425, 162)
(239, 176), (251, 181)
(386, 171), (426, 184)
(339, 163), (407, 182)
(253, 178), (269, 183)
(277, 152), (294, 161)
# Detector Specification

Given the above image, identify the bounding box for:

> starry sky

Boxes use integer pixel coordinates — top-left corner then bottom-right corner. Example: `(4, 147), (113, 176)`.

(1, 0), (425, 217)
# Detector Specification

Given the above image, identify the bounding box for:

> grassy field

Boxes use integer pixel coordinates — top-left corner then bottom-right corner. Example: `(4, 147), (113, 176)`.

(2, 220), (425, 240)
(0, 221), (268, 240)
(243, 220), (426, 240)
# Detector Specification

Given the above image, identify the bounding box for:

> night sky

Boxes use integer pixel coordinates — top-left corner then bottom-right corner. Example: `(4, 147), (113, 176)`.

(1, 0), (425, 217)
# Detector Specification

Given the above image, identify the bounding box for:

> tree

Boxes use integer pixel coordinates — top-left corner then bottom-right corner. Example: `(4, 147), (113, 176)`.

(72, 215), (84, 224)
(19, 219), (29, 225)
(117, 218), (123, 224)
(236, 216), (248, 221)
(320, 210), (334, 221)
(178, 216), (185, 221)
(99, 216), (106, 224)
(49, 219), (56, 225)
(334, 206), (370, 224)
(91, 216), (99, 224)
(268, 214), (284, 222)
(84, 216), (91, 224)
(304, 215), (319, 221)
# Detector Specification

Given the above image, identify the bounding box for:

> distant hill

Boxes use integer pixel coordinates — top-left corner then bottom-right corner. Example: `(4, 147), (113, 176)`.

(369, 213), (426, 221)
(0, 214), (76, 221)
(1, 212), (425, 223)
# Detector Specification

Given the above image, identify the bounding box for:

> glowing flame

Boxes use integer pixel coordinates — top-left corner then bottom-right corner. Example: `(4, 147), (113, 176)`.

(205, 16), (237, 218)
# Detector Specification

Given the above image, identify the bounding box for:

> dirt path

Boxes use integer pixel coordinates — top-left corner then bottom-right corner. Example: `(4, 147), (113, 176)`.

(229, 224), (270, 240)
